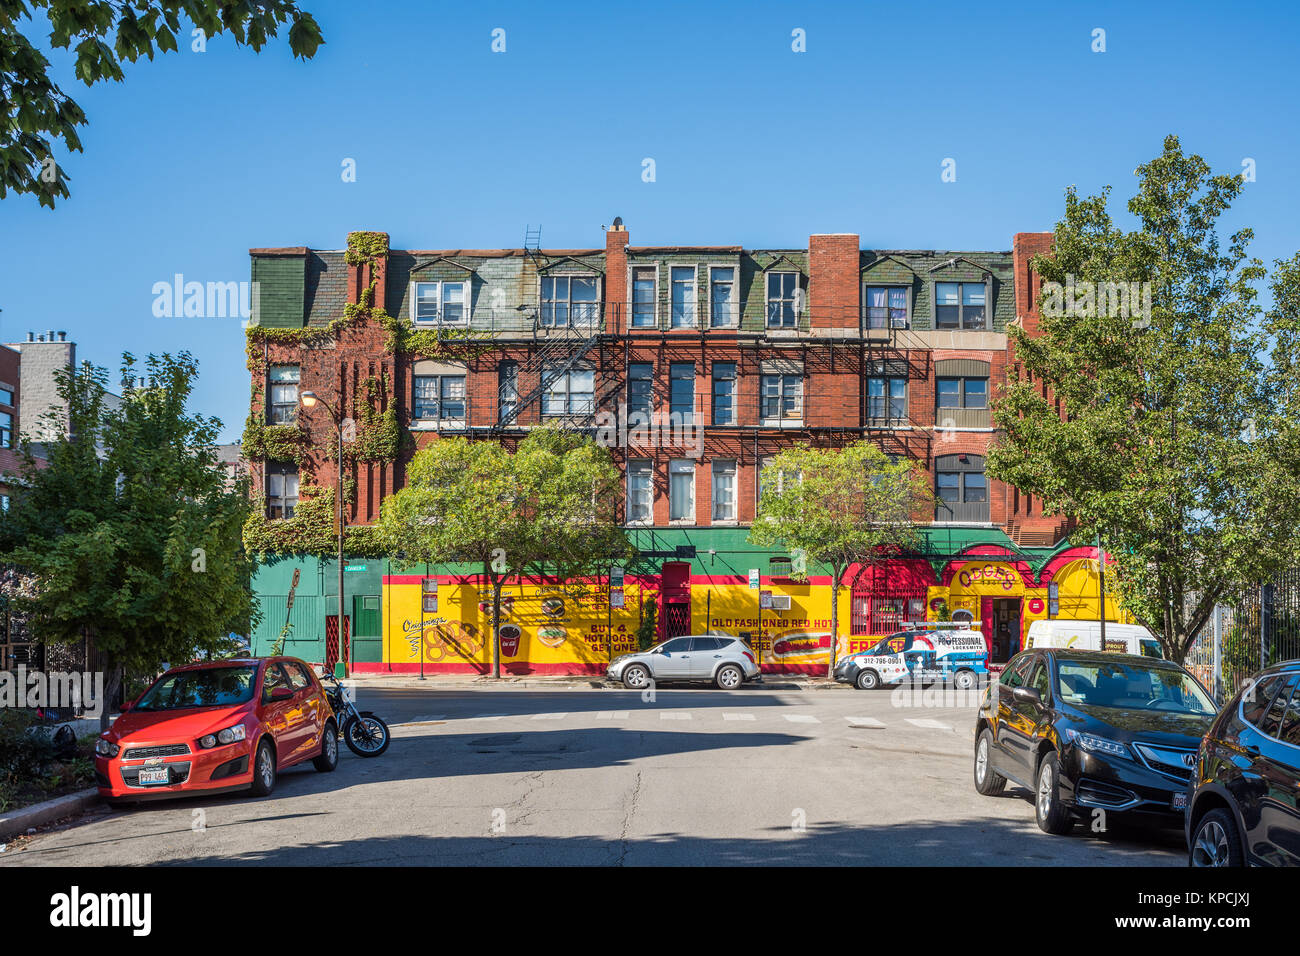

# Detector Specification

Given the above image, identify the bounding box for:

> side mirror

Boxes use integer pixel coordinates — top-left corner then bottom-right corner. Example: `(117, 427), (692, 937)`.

(119, 700), (133, 713)
(269, 687), (294, 702)
(1012, 686), (1042, 705)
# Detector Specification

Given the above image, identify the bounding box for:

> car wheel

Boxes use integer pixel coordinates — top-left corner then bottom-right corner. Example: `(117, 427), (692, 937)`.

(249, 739), (276, 797)
(953, 669), (976, 691)
(622, 664), (651, 690)
(1035, 752), (1073, 834)
(974, 728), (1007, 795)
(855, 669), (880, 691)
(715, 664), (743, 690)
(313, 721), (339, 772)
(1190, 808), (1244, 867)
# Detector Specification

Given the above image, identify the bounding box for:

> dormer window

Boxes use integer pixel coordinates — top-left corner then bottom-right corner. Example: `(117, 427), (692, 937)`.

(935, 282), (986, 330)
(412, 281), (467, 325)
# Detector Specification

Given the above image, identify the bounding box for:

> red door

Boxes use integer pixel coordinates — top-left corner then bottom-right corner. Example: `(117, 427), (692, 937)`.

(325, 616), (351, 672)
(980, 598), (995, 662)
(659, 562), (692, 640)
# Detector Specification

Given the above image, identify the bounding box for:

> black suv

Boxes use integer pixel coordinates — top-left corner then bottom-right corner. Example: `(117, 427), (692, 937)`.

(973, 649), (1217, 834)
(1186, 661), (1300, 866)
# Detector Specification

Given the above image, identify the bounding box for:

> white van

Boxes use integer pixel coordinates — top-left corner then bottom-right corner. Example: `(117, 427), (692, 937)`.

(1025, 620), (1164, 659)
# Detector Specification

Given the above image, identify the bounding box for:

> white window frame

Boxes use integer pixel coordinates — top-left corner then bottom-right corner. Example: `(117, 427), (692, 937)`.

(626, 460), (653, 525)
(268, 365), (300, 425)
(765, 271), (802, 328)
(410, 280), (469, 326)
(760, 372), (803, 426)
(542, 365), (596, 416)
(266, 464), (299, 519)
(862, 284), (911, 330)
(412, 374), (468, 426)
(669, 265), (697, 329)
(708, 264), (738, 328)
(711, 459), (737, 522)
(669, 459), (695, 523)
(540, 273), (602, 329)
(629, 264), (659, 329)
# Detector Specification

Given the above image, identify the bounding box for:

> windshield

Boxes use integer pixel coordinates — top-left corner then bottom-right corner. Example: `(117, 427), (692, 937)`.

(1056, 659), (1214, 714)
(133, 666), (258, 711)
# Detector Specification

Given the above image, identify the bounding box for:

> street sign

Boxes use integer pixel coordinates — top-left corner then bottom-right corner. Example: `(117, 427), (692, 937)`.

(610, 587), (624, 608)
(423, 577), (438, 613)
(1048, 582), (1060, 618)
(610, 565), (624, 587)
(760, 590), (773, 610)
(344, 564), (366, 572)
(749, 569), (761, 590)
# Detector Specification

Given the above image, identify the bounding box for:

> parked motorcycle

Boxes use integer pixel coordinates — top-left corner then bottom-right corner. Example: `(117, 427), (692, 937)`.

(319, 671), (390, 757)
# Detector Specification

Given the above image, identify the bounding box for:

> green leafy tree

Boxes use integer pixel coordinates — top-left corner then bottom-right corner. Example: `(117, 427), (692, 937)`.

(2, 0), (323, 206)
(377, 429), (628, 678)
(748, 441), (932, 676)
(0, 353), (257, 729)
(988, 135), (1300, 661)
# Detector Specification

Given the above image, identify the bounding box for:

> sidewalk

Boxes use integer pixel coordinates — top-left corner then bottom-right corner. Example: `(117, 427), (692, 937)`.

(345, 673), (851, 691)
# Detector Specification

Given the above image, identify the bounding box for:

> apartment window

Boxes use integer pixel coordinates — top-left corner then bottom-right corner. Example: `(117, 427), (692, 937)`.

(0, 388), (12, 406)
(712, 363), (736, 425)
(414, 375), (466, 421)
(413, 281), (467, 325)
(710, 267), (736, 327)
(0, 411), (11, 449)
(542, 366), (595, 415)
(867, 377), (907, 422)
(267, 366), (299, 424)
(864, 286), (909, 330)
(0, 496), (8, 512)
(935, 454), (989, 522)
(627, 363), (654, 421)
(670, 266), (696, 328)
(626, 460), (652, 524)
(266, 464), (299, 519)
(670, 363), (695, 424)
(541, 275), (599, 328)
(937, 377), (988, 409)
(761, 373), (802, 421)
(631, 267), (657, 328)
(669, 459), (695, 521)
(498, 361), (518, 422)
(711, 460), (736, 521)
(935, 282), (987, 330)
(766, 272), (800, 328)
(759, 457), (800, 497)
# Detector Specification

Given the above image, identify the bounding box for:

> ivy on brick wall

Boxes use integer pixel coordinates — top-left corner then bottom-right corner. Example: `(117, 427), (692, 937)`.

(243, 484), (387, 560)
(243, 231), (492, 556)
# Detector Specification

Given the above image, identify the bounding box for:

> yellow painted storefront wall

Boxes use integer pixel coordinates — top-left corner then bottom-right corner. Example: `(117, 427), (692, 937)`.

(374, 561), (1127, 672)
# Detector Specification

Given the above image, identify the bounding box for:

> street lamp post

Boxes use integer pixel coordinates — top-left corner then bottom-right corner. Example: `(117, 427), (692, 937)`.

(301, 390), (348, 678)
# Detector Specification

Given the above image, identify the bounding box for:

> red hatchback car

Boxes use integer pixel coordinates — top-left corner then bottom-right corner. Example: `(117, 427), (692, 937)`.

(94, 657), (338, 802)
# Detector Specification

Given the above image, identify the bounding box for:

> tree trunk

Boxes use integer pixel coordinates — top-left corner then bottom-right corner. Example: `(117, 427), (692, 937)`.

(490, 574), (503, 680)
(100, 656), (121, 734)
(827, 568), (842, 679)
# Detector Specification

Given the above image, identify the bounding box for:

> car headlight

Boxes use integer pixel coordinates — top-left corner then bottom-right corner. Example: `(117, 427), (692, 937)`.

(198, 724), (247, 749)
(1065, 729), (1130, 759)
(95, 738), (119, 758)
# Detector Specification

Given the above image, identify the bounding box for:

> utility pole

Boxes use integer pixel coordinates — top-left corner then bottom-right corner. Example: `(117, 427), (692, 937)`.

(1096, 531), (1107, 651)
(301, 390), (349, 677)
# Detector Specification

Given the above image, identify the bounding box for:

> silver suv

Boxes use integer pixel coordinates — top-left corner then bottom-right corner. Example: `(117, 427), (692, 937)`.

(607, 635), (761, 690)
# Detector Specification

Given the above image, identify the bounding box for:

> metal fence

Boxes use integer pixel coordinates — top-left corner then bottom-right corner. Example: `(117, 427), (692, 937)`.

(1183, 570), (1300, 700)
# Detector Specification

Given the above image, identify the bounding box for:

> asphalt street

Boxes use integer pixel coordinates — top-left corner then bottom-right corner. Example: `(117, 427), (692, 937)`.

(0, 684), (1185, 866)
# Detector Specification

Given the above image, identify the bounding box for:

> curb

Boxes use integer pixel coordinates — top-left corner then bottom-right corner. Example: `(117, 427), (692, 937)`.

(346, 677), (850, 692)
(0, 788), (102, 843)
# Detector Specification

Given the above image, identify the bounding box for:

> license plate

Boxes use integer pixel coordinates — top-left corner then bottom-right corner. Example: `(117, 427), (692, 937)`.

(137, 768), (170, 785)
(1172, 791), (1189, 810)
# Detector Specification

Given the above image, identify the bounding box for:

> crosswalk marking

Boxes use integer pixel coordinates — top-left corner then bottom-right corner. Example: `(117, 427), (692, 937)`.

(531, 712), (567, 720)
(595, 711), (629, 719)
(722, 713), (755, 721)
(845, 716), (886, 728)
(783, 714), (820, 724)
(661, 711), (692, 720)
(904, 718), (952, 730)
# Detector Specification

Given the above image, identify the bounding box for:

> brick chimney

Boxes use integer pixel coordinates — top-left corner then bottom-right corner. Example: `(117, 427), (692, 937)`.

(605, 217), (629, 333)
(809, 234), (860, 330)
(346, 230), (390, 309)
(1012, 231), (1053, 335)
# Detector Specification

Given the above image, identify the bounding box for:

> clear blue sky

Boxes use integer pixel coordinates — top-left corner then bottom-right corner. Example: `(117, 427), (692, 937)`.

(2, 0), (1297, 442)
